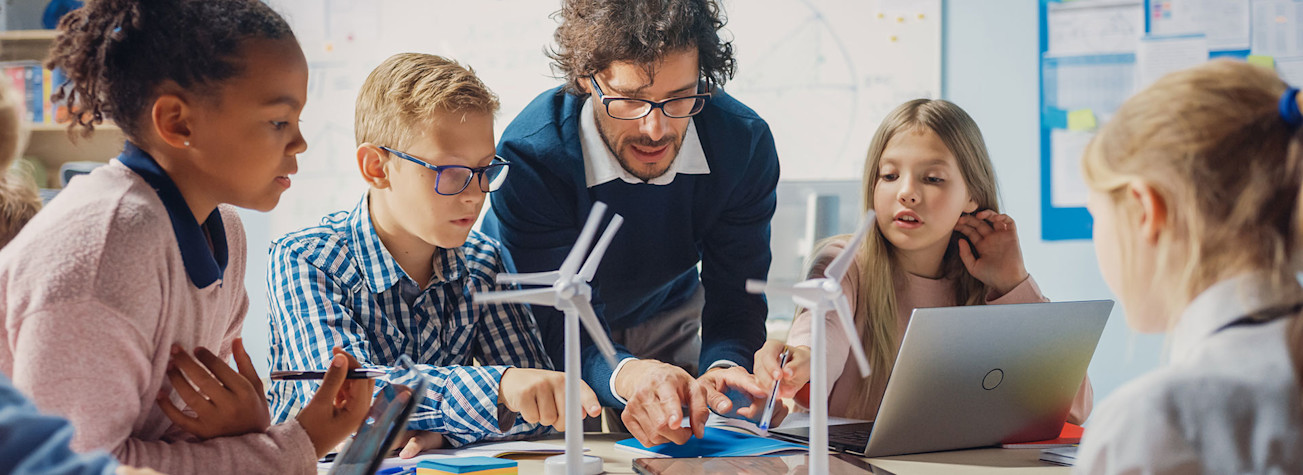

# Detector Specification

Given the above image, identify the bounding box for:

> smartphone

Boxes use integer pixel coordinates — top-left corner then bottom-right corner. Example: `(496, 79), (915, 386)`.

(269, 368), (387, 380)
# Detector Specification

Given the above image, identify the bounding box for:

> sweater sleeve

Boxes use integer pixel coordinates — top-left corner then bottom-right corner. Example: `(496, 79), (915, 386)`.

(9, 300), (318, 475)
(698, 121), (780, 377)
(785, 239), (859, 399)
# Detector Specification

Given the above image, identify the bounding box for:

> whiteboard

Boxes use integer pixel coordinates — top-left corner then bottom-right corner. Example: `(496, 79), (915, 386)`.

(265, 0), (941, 238)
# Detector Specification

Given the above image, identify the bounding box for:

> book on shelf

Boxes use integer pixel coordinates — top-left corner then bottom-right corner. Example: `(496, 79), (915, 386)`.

(0, 61), (72, 125)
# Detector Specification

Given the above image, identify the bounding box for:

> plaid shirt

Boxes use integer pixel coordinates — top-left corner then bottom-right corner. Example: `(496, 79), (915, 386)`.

(266, 195), (553, 446)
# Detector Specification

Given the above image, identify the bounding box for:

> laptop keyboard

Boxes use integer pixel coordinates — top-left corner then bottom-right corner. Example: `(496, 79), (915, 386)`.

(829, 424), (873, 448)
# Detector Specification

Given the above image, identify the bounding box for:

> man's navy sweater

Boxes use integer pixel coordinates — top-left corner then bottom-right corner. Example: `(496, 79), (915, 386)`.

(482, 86), (778, 407)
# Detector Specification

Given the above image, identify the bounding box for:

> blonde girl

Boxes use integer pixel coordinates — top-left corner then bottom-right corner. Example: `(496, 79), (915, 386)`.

(1075, 60), (1303, 473)
(753, 99), (1092, 423)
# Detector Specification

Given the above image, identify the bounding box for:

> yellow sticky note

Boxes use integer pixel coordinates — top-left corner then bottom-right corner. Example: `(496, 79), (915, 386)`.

(1067, 109), (1097, 131)
(1247, 55), (1275, 70)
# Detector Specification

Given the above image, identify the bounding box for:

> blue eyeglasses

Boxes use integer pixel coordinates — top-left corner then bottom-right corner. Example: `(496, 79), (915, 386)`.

(380, 146), (510, 196)
(589, 76), (711, 120)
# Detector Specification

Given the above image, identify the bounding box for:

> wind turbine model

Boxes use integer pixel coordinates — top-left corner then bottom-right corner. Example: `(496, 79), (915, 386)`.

(745, 209), (876, 475)
(476, 202), (622, 475)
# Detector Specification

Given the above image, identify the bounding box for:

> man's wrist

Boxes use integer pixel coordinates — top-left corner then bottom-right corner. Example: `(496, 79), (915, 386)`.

(610, 357), (639, 405)
(704, 360), (740, 374)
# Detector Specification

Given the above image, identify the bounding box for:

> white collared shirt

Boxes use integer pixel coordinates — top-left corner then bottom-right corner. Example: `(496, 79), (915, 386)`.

(579, 97), (710, 188)
(577, 97), (732, 404)
(1075, 273), (1303, 474)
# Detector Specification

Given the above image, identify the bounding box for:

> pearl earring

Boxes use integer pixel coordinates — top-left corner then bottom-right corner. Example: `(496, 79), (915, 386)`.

(184, 140), (191, 147)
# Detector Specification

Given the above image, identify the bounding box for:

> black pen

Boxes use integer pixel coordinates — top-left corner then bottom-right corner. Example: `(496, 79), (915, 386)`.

(269, 368), (386, 380)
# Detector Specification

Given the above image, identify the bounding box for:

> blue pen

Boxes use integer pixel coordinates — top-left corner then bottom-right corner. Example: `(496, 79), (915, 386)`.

(758, 348), (791, 431)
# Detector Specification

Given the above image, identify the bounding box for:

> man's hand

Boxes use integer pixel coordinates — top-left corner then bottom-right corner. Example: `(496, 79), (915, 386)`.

(696, 365), (769, 419)
(615, 359), (709, 446)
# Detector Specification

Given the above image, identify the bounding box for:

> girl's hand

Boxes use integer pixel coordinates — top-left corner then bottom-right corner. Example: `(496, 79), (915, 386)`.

(752, 341), (810, 400)
(954, 210), (1029, 296)
(297, 348), (375, 458)
(156, 338), (271, 440)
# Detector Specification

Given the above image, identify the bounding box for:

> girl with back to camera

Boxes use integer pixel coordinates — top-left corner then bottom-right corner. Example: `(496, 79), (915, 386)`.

(1075, 59), (1303, 473)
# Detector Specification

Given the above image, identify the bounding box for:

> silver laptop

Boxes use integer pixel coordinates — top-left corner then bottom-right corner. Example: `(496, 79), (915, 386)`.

(770, 300), (1112, 457)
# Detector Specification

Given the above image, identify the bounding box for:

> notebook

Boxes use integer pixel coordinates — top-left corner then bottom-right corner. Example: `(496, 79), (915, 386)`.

(416, 456), (517, 475)
(1039, 446), (1079, 466)
(1001, 422), (1083, 449)
(615, 427), (807, 458)
(633, 454), (891, 475)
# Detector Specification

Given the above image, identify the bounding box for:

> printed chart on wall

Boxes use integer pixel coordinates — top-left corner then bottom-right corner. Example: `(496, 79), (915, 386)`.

(263, 0), (942, 238)
(1039, 0), (1301, 241)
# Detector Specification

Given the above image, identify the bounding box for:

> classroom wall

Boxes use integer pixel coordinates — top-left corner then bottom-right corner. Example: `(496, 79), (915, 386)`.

(942, 0), (1165, 414)
(241, 0), (1168, 415)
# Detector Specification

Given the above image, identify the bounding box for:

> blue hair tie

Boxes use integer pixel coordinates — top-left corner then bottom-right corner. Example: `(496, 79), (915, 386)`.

(1281, 87), (1302, 129)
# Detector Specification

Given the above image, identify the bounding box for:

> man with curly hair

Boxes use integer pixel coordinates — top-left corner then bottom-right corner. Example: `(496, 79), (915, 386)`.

(483, 0), (779, 447)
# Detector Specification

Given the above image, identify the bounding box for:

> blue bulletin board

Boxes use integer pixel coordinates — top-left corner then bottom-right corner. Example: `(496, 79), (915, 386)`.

(1038, 0), (1303, 241)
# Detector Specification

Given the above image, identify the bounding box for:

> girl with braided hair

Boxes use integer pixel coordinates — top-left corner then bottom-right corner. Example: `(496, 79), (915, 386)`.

(0, 1), (373, 473)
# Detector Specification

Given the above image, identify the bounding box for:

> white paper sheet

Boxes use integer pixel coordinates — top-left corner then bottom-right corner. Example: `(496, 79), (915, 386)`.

(1047, 1), (1145, 56)
(1135, 35), (1209, 90)
(1052, 129), (1096, 209)
(1149, 0), (1250, 51)
(1252, 0), (1303, 57)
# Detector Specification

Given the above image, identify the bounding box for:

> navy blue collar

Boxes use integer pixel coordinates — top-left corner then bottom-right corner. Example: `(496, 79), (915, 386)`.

(117, 142), (228, 288)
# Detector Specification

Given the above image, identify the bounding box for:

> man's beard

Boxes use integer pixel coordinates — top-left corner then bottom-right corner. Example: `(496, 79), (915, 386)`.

(594, 113), (683, 182)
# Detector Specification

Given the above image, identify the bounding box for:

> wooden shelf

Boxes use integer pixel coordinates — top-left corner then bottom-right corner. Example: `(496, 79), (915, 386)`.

(0, 29), (56, 62)
(1, 29), (122, 188)
(23, 125), (124, 188)
(0, 29), (58, 41)
(28, 122), (120, 133)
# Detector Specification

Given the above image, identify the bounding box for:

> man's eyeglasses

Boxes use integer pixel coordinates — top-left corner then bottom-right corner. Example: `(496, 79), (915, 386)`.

(588, 76), (710, 120)
(379, 146), (510, 196)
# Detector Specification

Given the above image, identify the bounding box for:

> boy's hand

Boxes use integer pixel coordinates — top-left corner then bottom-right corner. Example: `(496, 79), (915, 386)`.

(954, 210), (1029, 297)
(297, 348), (375, 458)
(116, 467), (165, 475)
(390, 430), (445, 458)
(499, 368), (601, 431)
(156, 338), (270, 440)
(753, 341), (811, 400)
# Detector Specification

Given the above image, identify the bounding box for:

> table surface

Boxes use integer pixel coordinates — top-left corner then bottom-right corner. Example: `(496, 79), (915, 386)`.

(506, 433), (1072, 474)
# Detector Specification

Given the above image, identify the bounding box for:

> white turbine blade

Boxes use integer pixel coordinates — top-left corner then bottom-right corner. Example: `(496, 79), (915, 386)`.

(475, 288), (557, 307)
(496, 271), (560, 286)
(825, 209), (876, 282)
(748, 279), (826, 302)
(832, 295), (871, 377)
(560, 202), (608, 277)
(569, 296), (618, 368)
(579, 214), (623, 282)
